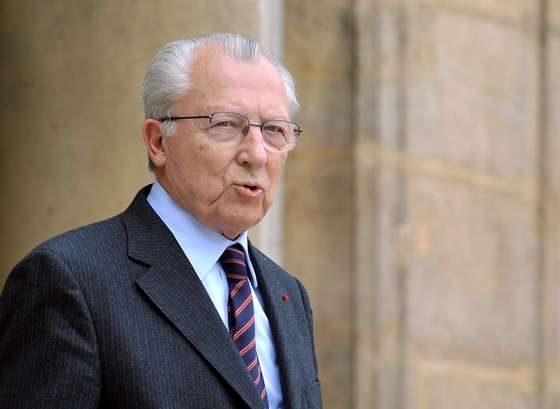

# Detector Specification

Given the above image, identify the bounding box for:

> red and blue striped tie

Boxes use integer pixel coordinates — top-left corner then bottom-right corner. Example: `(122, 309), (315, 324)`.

(220, 244), (269, 408)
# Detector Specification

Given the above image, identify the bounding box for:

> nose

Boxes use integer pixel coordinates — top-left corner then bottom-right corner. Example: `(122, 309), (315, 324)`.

(236, 124), (267, 168)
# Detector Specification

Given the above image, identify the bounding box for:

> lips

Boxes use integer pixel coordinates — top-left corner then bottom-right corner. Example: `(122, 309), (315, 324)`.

(244, 184), (259, 192)
(233, 182), (264, 197)
(237, 180), (264, 190)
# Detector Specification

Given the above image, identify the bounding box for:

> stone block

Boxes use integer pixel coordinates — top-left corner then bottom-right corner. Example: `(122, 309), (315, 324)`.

(284, 148), (354, 409)
(405, 5), (539, 182)
(405, 173), (538, 367)
(284, 0), (354, 149)
(548, 0), (560, 29)
(409, 0), (536, 25)
(413, 368), (534, 409)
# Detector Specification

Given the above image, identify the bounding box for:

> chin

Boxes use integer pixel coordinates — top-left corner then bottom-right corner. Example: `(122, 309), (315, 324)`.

(226, 215), (263, 236)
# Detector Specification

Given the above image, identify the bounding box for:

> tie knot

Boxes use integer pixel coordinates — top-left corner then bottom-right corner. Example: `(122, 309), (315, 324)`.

(219, 244), (249, 280)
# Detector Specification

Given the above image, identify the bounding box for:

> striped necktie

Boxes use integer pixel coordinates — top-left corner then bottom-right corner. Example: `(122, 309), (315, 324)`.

(219, 244), (269, 408)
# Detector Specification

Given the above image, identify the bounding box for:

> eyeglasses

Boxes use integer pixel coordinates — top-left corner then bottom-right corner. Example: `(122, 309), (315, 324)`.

(159, 111), (302, 152)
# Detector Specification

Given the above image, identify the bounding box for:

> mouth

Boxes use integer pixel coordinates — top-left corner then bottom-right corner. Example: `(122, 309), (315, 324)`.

(244, 184), (260, 192)
(234, 183), (264, 197)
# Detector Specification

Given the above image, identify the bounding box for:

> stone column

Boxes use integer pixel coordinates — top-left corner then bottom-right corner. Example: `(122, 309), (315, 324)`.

(252, 0), (286, 263)
(350, 1), (557, 408)
(284, 1), (356, 408)
(353, 1), (410, 408)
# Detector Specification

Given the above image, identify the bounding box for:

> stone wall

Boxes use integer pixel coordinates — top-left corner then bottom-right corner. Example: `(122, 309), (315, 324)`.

(0, 0), (260, 280)
(284, 0), (559, 408)
(1, 1), (558, 408)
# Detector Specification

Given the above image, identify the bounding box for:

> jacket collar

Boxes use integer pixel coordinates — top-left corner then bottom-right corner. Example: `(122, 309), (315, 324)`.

(121, 185), (265, 409)
(249, 246), (302, 409)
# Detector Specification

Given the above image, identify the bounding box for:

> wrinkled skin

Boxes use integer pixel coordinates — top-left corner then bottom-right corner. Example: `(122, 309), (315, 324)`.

(143, 46), (290, 239)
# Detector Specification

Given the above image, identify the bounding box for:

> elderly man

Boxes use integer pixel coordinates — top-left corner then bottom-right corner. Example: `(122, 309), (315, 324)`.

(0, 33), (321, 409)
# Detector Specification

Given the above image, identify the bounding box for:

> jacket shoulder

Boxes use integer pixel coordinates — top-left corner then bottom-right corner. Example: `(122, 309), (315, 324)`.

(35, 214), (126, 260)
(10, 213), (131, 285)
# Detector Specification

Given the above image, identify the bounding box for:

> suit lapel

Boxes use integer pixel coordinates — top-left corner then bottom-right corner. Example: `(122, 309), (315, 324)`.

(121, 186), (263, 409)
(249, 245), (301, 409)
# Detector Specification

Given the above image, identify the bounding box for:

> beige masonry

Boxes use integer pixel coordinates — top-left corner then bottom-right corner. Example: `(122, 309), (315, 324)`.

(283, 0), (558, 409)
(0, 1), (260, 277)
(1, 1), (558, 409)
(544, 2), (560, 408)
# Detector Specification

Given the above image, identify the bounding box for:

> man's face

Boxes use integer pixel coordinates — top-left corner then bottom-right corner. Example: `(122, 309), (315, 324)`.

(154, 48), (290, 239)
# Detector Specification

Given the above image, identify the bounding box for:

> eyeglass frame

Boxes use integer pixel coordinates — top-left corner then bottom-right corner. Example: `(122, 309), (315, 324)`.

(157, 111), (303, 152)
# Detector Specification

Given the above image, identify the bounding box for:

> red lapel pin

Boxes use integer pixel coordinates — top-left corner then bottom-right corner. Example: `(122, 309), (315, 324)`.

(281, 294), (289, 301)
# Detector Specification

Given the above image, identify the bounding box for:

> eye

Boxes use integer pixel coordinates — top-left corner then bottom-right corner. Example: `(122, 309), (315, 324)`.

(262, 124), (285, 135)
(212, 120), (237, 128)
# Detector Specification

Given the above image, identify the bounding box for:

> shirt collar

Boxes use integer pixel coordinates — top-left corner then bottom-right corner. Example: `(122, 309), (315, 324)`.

(146, 181), (258, 287)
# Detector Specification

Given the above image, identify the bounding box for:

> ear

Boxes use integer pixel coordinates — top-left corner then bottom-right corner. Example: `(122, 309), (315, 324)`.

(143, 119), (166, 168)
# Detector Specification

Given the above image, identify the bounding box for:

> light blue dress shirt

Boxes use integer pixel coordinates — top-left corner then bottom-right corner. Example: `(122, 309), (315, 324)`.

(147, 182), (283, 408)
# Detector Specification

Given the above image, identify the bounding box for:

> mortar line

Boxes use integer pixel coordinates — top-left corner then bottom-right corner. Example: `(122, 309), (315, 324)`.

(349, 1), (359, 408)
(536, 1), (549, 408)
(396, 1), (409, 409)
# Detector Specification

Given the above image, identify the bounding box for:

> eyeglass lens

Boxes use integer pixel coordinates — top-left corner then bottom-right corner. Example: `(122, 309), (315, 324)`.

(207, 112), (298, 151)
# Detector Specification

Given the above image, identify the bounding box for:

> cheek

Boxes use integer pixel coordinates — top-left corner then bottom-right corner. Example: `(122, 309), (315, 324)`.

(168, 140), (209, 179)
(168, 143), (232, 199)
(264, 156), (287, 201)
(268, 155), (287, 182)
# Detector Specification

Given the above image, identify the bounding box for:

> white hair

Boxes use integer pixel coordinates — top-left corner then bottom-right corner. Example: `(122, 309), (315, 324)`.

(142, 33), (300, 139)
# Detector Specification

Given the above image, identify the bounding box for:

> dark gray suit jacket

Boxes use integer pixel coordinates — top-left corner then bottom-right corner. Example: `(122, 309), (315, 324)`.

(0, 186), (322, 409)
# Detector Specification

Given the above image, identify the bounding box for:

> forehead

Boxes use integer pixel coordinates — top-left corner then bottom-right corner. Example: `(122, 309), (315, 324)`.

(185, 46), (289, 116)
(191, 46), (280, 87)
